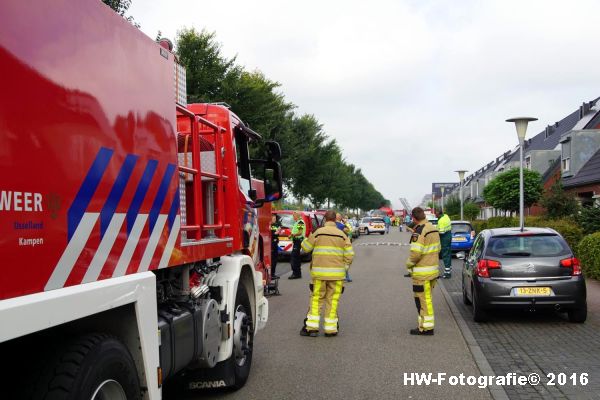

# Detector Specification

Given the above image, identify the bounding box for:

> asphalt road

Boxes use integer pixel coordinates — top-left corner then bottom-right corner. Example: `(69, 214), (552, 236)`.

(200, 229), (492, 400)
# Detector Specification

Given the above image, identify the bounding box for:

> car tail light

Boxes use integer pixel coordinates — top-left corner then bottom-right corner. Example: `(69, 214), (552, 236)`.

(476, 259), (501, 278)
(560, 257), (581, 276)
(470, 230), (475, 239)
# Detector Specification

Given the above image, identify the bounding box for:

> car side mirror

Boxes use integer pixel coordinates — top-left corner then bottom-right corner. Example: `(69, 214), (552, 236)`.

(456, 251), (466, 260)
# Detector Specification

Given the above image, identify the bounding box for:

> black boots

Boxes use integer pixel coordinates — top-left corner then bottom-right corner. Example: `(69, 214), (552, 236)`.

(410, 328), (434, 336)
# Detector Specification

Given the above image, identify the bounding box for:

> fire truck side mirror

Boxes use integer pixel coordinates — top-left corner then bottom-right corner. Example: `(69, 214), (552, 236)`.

(266, 141), (282, 161)
(263, 161), (283, 203)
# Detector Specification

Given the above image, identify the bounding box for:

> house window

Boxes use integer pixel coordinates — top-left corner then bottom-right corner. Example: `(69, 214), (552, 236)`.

(561, 140), (571, 172)
(525, 156), (532, 169)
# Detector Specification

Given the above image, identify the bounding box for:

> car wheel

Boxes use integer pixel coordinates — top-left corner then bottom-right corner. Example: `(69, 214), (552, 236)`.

(366, 229), (370, 235)
(472, 285), (487, 322)
(380, 231), (385, 235)
(462, 277), (471, 305)
(567, 304), (587, 323)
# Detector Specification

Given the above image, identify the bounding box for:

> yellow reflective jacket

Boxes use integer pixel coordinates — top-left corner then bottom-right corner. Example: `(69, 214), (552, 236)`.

(301, 221), (354, 281)
(406, 220), (440, 280)
(438, 214), (451, 234)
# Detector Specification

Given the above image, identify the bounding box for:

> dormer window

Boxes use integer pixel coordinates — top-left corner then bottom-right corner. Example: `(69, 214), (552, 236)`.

(561, 138), (571, 172)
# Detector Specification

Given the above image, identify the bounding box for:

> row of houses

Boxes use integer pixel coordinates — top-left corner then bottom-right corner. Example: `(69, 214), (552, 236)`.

(442, 97), (600, 219)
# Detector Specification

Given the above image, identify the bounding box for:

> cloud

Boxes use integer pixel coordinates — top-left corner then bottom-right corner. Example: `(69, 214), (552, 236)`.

(130, 0), (600, 208)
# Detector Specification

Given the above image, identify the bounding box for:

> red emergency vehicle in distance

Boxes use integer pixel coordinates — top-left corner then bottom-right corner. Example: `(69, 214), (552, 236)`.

(0, 1), (283, 399)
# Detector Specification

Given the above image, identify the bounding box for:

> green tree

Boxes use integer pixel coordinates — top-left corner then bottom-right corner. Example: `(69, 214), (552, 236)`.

(577, 206), (600, 234)
(444, 197), (480, 220)
(444, 197), (461, 216)
(540, 181), (579, 219)
(483, 168), (543, 213)
(102, 0), (139, 27)
(463, 202), (481, 220)
(176, 28), (237, 103)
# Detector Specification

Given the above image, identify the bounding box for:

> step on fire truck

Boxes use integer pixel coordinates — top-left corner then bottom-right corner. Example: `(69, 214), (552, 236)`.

(0, 1), (283, 399)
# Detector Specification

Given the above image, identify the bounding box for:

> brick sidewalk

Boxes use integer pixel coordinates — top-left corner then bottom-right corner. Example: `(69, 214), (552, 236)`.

(440, 259), (600, 400)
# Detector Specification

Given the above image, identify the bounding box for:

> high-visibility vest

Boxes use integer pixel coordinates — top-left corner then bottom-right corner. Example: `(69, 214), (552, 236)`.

(291, 219), (306, 239)
(438, 214), (451, 234)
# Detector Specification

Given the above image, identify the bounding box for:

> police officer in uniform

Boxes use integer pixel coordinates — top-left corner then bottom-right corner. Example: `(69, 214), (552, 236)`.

(289, 211), (306, 279)
(406, 207), (441, 335)
(436, 210), (452, 278)
(270, 214), (282, 279)
(300, 210), (354, 336)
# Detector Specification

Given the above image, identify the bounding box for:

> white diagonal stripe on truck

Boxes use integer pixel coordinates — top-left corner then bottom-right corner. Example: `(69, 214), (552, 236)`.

(112, 214), (148, 278)
(158, 215), (180, 269)
(45, 213), (99, 290)
(82, 213), (125, 284)
(138, 215), (167, 272)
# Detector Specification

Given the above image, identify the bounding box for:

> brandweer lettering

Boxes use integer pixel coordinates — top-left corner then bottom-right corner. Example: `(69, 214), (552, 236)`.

(0, 191), (43, 212)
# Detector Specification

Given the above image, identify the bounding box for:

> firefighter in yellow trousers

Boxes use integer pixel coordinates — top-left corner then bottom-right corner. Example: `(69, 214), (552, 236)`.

(300, 210), (354, 337)
(406, 207), (441, 336)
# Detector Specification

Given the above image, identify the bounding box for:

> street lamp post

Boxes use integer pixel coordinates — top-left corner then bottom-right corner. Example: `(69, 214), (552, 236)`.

(441, 186), (446, 213)
(455, 170), (468, 220)
(506, 117), (537, 231)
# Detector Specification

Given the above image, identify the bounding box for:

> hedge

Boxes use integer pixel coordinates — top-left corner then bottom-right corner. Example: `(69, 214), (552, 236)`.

(467, 216), (583, 250)
(538, 219), (584, 251)
(578, 232), (600, 279)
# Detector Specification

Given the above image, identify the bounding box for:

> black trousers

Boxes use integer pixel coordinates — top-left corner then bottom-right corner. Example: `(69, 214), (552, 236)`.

(290, 239), (302, 277)
(271, 242), (279, 277)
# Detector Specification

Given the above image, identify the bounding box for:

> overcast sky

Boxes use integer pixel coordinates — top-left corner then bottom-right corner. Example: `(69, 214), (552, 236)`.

(130, 0), (600, 208)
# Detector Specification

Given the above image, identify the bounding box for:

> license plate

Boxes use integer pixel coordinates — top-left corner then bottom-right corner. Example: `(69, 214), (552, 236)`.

(452, 237), (467, 242)
(278, 236), (289, 241)
(374, 225), (383, 229)
(516, 287), (551, 296)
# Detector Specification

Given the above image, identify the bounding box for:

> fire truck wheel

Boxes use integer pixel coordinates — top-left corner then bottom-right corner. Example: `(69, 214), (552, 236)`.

(37, 333), (141, 400)
(227, 283), (254, 389)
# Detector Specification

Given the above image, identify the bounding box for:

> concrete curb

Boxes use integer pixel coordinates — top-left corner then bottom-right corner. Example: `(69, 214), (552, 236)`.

(438, 279), (510, 400)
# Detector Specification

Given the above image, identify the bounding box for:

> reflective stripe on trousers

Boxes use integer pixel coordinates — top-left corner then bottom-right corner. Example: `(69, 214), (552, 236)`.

(306, 279), (344, 333)
(413, 278), (436, 331)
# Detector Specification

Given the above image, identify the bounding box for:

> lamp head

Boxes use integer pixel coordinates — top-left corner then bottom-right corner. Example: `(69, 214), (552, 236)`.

(455, 170), (468, 181)
(506, 117), (537, 142)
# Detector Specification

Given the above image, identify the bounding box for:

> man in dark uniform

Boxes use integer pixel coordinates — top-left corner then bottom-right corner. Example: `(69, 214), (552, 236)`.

(270, 214), (282, 279)
(289, 211), (306, 279)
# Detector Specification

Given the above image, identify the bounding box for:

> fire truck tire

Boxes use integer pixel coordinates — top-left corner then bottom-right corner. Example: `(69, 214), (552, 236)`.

(226, 283), (254, 389)
(35, 333), (141, 400)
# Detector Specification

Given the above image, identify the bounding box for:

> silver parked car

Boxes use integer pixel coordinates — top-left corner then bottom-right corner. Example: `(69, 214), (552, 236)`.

(461, 227), (586, 323)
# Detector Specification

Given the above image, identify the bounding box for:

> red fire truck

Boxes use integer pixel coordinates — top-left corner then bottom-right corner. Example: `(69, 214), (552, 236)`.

(0, 1), (283, 399)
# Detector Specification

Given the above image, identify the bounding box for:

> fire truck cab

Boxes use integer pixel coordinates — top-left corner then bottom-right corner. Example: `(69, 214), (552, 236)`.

(0, 1), (283, 399)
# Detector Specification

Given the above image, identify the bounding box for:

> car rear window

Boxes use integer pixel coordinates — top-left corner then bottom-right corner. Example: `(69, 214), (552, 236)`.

(452, 223), (473, 234)
(486, 234), (571, 258)
(371, 219), (385, 223)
